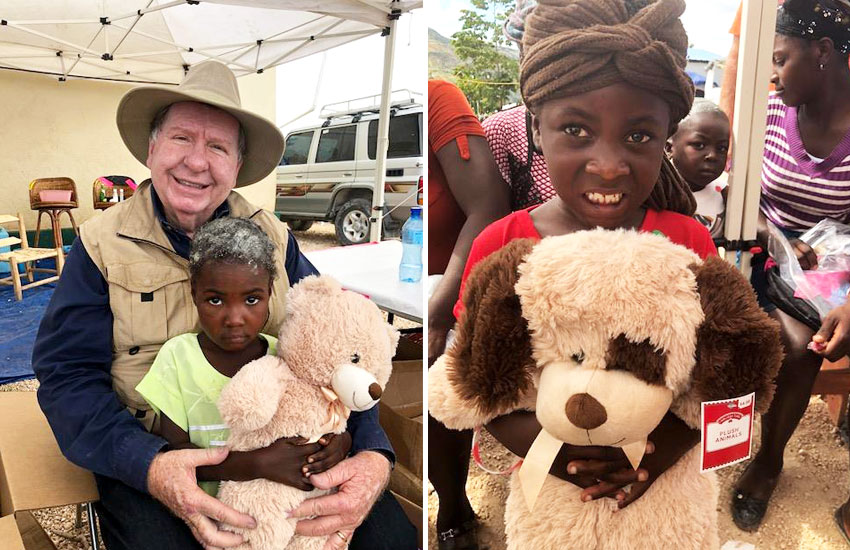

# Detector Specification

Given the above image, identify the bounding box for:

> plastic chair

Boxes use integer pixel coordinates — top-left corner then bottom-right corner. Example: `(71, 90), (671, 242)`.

(93, 176), (136, 210)
(0, 213), (63, 300)
(28, 177), (79, 250)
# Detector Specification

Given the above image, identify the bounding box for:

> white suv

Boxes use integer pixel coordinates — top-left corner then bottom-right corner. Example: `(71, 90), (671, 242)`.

(275, 99), (423, 245)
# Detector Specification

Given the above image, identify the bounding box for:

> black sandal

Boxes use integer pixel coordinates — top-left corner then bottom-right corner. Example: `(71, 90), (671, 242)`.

(437, 518), (481, 550)
(731, 488), (769, 532)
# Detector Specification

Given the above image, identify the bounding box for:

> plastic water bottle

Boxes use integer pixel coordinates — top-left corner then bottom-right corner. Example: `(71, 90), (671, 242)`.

(399, 206), (423, 283)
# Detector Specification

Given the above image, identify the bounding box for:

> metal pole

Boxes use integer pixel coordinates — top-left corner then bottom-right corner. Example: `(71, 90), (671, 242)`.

(86, 502), (100, 550)
(368, 6), (400, 243)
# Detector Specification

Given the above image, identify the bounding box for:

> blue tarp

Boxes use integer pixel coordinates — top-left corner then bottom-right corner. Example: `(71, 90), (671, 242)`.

(0, 259), (57, 385)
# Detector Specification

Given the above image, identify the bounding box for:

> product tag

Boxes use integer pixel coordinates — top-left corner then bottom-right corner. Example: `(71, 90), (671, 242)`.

(700, 392), (754, 472)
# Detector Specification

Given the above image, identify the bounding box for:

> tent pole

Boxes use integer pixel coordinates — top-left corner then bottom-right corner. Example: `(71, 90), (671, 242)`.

(368, 6), (400, 243)
(724, 0), (777, 274)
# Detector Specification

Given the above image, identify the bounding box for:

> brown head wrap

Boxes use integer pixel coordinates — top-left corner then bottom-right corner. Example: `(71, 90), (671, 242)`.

(520, 0), (697, 215)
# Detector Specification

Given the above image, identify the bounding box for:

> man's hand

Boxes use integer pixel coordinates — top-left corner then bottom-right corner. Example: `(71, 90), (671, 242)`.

(290, 451), (391, 550)
(147, 447), (256, 549)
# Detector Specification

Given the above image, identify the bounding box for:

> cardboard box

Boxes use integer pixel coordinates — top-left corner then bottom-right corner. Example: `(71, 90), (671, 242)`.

(0, 392), (99, 516)
(0, 511), (60, 550)
(0, 514), (26, 550)
(382, 334), (424, 512)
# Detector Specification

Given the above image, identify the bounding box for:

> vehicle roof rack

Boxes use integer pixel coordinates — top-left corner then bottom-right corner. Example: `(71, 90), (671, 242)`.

(319, 89), (422, 121)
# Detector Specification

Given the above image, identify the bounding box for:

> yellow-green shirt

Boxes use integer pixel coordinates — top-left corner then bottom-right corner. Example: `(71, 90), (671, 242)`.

(136, 332), (278, 496)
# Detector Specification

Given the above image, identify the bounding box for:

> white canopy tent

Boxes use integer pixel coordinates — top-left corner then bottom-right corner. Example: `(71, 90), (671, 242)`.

(724, 0), (778, 274)
(0, 0), (421, 240)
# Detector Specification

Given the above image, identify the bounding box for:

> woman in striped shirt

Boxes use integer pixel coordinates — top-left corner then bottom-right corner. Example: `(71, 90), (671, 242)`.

(732, 0), (850, 535)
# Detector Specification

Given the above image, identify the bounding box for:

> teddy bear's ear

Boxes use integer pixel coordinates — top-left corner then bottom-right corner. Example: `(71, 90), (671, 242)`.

(446, 238), (537, 418)
(689, 256), (783, 414)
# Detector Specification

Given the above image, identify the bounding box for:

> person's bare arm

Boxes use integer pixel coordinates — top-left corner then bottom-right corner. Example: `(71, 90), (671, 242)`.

(428, 135), (511, 363)
(719, 34), (740, 125)
(155, 413), (320, 490)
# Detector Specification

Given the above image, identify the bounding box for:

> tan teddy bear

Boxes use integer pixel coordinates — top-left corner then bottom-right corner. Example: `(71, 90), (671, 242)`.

(216, 275), (398, 550)
(429, 229), (782, 550)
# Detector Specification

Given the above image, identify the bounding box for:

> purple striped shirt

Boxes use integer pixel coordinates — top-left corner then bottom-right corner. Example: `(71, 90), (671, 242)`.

(760, 93), (850, 231)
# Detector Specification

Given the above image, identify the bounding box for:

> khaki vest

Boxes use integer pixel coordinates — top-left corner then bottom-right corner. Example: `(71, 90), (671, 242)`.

(80, 181), (289, 428)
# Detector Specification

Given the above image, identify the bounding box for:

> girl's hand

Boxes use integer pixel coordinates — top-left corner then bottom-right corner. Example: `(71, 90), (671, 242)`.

(303, 432), (353, 477)
(255, 436), (321, 491)
(811, 302), (850, 361)
(790, 238), (818, 270)
(577, 412), (700, 509)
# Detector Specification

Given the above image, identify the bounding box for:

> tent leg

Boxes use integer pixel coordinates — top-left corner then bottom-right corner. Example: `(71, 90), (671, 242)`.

(369, 5), (400, 243)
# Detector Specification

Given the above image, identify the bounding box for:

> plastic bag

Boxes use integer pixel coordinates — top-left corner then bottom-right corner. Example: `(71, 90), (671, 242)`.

(767, 218), (850, 319)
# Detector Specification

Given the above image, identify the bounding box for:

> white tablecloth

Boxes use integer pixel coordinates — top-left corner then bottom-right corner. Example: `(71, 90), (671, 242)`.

(305, 240), (423, 323)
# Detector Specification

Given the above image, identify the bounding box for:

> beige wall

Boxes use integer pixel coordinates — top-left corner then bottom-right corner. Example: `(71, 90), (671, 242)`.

(0, 67), (277, 232)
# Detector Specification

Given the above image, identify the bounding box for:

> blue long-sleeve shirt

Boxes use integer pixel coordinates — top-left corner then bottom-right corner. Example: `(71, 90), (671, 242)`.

(32, 194), (393, 493)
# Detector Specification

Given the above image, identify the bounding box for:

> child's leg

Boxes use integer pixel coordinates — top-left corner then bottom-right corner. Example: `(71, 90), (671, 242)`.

(428, 415), (476, 532)
(733, 308), (820, 528)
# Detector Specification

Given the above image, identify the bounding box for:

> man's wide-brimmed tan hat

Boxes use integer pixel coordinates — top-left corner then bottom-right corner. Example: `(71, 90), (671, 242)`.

(116, 60), (284, 188)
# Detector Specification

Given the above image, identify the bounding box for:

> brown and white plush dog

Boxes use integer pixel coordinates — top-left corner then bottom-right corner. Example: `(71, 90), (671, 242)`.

(216, 275), (398, 550)
(429, 229), (782, 550)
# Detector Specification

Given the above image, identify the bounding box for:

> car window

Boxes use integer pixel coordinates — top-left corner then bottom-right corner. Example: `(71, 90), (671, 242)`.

(368, 113), (421, 160)
(281, 131), (313, 165)
(316, 125), (356, 163)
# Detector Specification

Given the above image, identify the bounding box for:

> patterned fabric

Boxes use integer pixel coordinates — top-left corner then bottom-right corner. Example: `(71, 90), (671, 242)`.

(482, 106), (554, 209)
(760, 93), (850, 230)
(136, 333), (278, 496)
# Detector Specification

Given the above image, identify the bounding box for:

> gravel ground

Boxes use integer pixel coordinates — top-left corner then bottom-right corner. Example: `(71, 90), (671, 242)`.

(427, 397), (850, 550)
(0, 222), (419, 550)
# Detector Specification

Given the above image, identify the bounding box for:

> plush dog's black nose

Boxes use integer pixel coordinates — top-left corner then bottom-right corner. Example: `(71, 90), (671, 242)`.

(565, 393), (607, 430)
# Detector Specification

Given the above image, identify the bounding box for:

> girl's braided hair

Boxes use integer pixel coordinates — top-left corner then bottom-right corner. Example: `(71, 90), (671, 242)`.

(189, 217), (278, 283)
(521, 0), (697, 216)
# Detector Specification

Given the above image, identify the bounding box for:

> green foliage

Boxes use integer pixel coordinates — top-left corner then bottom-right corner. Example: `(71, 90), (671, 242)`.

(450, 0), (519, 117)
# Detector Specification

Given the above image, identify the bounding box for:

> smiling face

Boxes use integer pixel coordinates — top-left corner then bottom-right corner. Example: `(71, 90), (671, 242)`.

(667, 111), (730, 191)
(192, 261), (271, 354)
(531, 83), (672, 229)
(771, 34), (822, 106)
(147, 101), (243, 236)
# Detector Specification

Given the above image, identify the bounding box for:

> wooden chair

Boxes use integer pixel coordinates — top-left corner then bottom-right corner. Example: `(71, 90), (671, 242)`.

(0, 213), (64, 301)
(28, 177), (79, 250)
(812, 357), (850, 426)
(93, 176), (136, 210)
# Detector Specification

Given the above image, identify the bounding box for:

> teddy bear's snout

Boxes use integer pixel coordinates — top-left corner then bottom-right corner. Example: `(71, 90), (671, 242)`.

(564, 393), (607, 430)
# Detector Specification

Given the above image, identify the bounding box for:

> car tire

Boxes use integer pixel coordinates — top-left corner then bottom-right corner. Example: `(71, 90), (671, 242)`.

(287, 219), (314, 232)
(334, 198), (371, 246)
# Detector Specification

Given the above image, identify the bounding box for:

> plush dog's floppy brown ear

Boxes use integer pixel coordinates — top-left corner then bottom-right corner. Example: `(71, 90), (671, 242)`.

(690, 256), (783, 415)
(447, 238), (537, 418)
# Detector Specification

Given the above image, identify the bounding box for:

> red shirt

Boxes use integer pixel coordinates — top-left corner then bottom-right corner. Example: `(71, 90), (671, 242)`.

(428, 80), (486, 274)
(453, 207), (717, 318)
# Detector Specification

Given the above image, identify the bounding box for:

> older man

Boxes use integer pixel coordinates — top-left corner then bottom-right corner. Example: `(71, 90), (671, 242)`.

(33, 61), (415, 550)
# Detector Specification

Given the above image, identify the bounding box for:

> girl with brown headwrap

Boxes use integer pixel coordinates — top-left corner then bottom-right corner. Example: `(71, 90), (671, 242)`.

(432, 1), (716, 548)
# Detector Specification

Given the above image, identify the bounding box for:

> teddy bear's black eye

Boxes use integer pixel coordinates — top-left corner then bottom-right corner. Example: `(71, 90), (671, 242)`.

(571, 351), (585, 364)
(351, 353), (360, 364)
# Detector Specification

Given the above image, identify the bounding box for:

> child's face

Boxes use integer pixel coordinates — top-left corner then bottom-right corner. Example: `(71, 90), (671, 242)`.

(667, 112), (729, 192)
(531, 83), (671, 229)
(191, 262), (271, 352)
